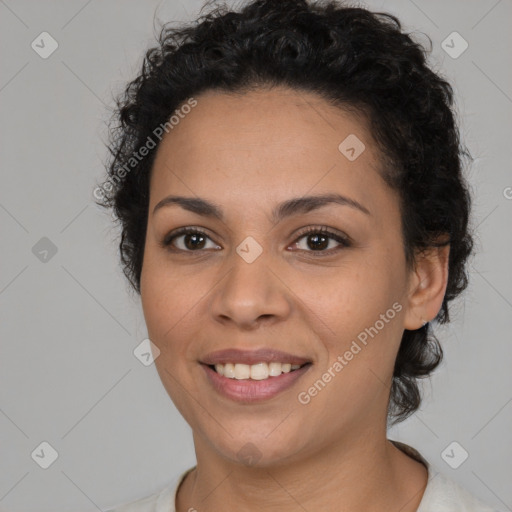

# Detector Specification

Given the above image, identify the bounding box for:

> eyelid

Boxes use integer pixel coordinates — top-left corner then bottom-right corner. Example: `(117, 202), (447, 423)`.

(160, 226), (221, 251)
(292, 225), (352, 245)
(288, 225), (352, 254)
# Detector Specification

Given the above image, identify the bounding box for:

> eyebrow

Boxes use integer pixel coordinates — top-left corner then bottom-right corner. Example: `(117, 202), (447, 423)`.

(152, 192), (371, 222)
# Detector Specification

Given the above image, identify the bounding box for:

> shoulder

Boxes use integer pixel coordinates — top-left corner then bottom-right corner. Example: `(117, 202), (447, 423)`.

(104, 490), (162, 512)
(389, 440), (500, 512)
(105, 467), (195, 512)
(418, 469), (501, 512)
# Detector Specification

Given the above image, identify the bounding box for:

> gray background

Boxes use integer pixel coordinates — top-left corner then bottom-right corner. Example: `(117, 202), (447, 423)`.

(0, 0), (511, 510)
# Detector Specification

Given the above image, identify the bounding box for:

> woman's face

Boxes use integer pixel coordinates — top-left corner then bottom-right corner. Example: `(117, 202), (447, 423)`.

(140, 86), (417, 466)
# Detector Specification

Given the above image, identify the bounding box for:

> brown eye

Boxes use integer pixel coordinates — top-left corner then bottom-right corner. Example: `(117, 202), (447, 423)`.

(182, 232), (207, 250)
(291, 227), (351, 254)
(304, 233), (329, 250)
(161, 228), (220, 252)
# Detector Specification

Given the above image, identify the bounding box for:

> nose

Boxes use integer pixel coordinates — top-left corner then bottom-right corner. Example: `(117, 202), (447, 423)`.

(210, 250), (292, 330)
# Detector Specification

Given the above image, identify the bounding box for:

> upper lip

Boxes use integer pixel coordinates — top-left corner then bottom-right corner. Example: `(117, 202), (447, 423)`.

(200, 348), (312, 366)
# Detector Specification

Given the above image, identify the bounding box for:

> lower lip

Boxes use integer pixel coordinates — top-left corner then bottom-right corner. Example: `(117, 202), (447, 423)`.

(201, 363), (312, 403)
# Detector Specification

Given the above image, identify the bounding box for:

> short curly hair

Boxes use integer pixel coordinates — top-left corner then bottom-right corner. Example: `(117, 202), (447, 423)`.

(95, 0), (473, 425)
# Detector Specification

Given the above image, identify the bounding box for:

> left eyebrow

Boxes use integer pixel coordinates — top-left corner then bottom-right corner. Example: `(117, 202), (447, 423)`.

(271, 193), (371, 222)
(152, 192), (371, 220)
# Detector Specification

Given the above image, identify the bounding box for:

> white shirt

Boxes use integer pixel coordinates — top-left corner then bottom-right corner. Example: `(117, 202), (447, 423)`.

(106, 440), (500, 511)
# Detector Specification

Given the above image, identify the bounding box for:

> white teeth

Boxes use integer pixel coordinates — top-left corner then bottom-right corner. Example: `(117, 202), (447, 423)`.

(212, 362), (304, 380)
(234, 363), (251, 380)
(250, 362), (268, 380)
(223, 363), (235, 378)
(268, 362), (283, 377)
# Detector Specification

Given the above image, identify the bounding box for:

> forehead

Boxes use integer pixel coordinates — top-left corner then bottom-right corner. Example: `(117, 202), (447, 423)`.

(149, 87), (394, 220)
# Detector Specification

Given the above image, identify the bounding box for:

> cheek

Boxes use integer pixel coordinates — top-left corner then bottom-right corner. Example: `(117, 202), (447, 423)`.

(141, 249), (201, 340)
(141, 260), (207, 422)
(304, 258), (401, 328)
(140, 253), (220, 393)
(301, 252), (406, 378)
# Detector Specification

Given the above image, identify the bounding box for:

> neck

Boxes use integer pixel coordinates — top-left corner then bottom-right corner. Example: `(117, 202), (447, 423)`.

(176, 426), (428, 512)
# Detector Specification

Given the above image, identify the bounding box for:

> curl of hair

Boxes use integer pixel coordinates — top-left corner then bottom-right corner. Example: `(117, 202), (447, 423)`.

(95, 0), (473, 425)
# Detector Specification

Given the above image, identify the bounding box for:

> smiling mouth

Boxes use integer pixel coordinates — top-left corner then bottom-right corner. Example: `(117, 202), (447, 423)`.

(201, 361), (313, 403)
(206, 362), (311, 380)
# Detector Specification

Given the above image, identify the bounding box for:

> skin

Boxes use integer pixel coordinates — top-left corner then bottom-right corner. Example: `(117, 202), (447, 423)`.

(140, 86), (450, 512)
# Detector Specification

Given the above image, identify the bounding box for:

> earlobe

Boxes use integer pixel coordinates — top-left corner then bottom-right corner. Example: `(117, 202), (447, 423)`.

(403, 244), (450, 330)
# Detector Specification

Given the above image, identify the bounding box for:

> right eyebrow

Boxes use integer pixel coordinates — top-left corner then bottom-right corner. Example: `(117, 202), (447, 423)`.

(153, 196), (224, 219)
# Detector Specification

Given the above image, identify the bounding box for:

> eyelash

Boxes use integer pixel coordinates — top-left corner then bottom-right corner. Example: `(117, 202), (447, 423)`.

(160, 225), (352, 256)
(290, 226), (352, 255)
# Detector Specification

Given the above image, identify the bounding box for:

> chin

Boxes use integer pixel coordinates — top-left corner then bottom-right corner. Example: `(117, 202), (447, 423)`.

(200, 423), (309, 468)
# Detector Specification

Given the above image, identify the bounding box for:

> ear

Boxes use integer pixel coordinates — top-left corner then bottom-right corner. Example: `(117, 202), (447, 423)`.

(403, 243), (450, 330)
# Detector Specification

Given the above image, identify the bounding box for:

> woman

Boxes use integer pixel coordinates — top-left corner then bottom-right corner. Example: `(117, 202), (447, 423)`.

(97, 0), (499, 510)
